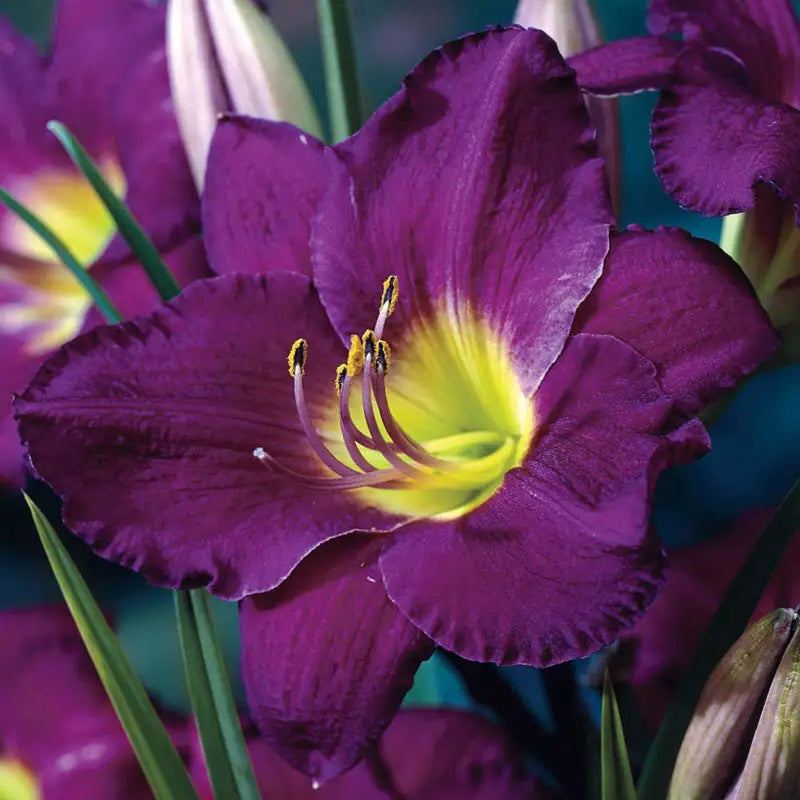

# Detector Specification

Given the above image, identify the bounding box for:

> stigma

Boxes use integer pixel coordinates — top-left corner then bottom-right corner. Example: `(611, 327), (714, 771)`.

(254, 275), (533, 519)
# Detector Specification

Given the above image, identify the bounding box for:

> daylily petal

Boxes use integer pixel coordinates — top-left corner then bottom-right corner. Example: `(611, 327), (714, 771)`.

(573, 227), (779, 414)
(0, 605), (155, 799)
(651, 49), (800, 217)
(15, 274), (392, 600)
(648, 0), (800, 106)
(568, 36), (682, 96)
(313, 28), (612, 393)
(624, 508), (800, 731)
(240, 535), (433, 782)
(203, 116), (331, 277)
(381, 334), (704, 665)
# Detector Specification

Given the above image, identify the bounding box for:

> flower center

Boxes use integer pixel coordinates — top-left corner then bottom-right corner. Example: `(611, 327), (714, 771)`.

(254, 277), (533, 520)
(0, 759), (40, 800)
(0, 158), (126, 355)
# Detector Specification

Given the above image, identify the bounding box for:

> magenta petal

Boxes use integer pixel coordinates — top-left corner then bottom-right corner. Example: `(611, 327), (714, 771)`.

(15, 274), (393, 600)
(381, 335), (705, 666)
(0, 606), (154, 799)
(313, 28), (611, 392)
(648, 0), (800, 106)
(574, 227), (779, 414)
(203, 116), (332, 277)
(652, 50), (800, 216)
(240, 535), (434, 782)
(568, 36), (682, 96)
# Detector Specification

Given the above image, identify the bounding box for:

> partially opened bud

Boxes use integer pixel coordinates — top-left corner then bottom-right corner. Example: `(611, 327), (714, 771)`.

(669, 608), (800, 800)
(167, 0), (322, 188)
(513, 0), (619, 211)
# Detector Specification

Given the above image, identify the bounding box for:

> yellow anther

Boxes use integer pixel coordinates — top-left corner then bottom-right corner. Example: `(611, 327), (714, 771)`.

(346, 334), (364, 376)
(287, 338), (307, 376)
(376, 339), (391, 373)
(362, 329), (377, 361)
(335, 364), (347, 396)
(381, 275), (399, 316)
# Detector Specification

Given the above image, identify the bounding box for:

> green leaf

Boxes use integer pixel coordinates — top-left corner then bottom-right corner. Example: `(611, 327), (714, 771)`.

(175, 590), (261, 800)
(637, 474), (800, 799)
(24, 494), (199, 800)
(0, 187), (122, 324)
(315, 0), (362, 142)
(47, 120), (181, 301)
(601, 670), (636, 800)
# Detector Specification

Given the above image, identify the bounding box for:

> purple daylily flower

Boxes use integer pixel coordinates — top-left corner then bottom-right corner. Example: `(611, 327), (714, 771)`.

(569, 0), (800, 357)
(14, 28), (777, 780)
(190, 710), (549, 800)
(0, 0), (209, 489)
(0, 605), (188, 799)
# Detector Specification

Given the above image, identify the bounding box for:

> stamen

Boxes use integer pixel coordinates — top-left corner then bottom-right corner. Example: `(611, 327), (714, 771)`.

(253, 447), (404, 490)
(337, 369), (377, 473)
(346, 334), (365, 377)
(289, 341), (360, 477)
(374, 275), (398, 340)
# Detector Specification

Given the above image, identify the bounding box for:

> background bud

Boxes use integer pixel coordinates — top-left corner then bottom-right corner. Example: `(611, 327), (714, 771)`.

(668, 608), (799, 800)
(167, 0), (322, 188)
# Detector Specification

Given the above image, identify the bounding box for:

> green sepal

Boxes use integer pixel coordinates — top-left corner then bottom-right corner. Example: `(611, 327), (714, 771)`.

(0, 187), (122, 324)
(24, 494), (199, 800)
(175, 590), (261, 800)
(601, 670), (636, 800)
(47, 120), (181, 301)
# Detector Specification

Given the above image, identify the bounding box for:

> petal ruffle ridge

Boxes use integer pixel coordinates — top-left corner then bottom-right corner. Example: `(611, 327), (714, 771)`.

(14, 273), (393, 600)
(574, 227), (779, 414)
(240, 535), (433, 783)
(203, 116), (332, 277)
(651, 50), (800, 217)
(381, 335), (703, 666)
(313, 28), (612, 393)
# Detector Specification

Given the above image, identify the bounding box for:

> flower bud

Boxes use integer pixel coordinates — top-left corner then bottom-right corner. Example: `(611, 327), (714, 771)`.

(721, 188), (800, 364)
(668, 607), (800, 800)
(513, 0), (619, 212)
(166, 0), (322, 188)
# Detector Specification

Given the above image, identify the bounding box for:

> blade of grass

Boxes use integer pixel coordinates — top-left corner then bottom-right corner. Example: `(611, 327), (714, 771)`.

(0, 187), (122, 324)
(601, 671), (636, 800)
(47, 120), (181, 300)
(315, 0), (362, 141)
(637, 474), (800, 798)
(175, 590), (260, 800)
(24, 494), (198, 800)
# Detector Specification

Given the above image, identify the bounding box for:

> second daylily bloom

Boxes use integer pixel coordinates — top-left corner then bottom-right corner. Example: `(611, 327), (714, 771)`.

(569, 0), (800, 358)
(15, 28), (777, 780)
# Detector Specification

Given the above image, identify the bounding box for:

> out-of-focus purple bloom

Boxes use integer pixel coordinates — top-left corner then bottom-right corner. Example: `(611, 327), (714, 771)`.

(166, 0), (321, 189)
(14, 29), (776, 780)
(0, 0), (209, 490)
(191, 709), (548, 799)
(570, 0), (800, 358)
(618, 509), (800, 732)
(513, 1), (620, 209)
(0, 605), (187, 799)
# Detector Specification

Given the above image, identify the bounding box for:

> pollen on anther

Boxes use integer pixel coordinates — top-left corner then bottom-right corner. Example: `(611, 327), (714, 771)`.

(335, 364), (347, 395)
(287, 338), (307, 376)
(376, 339), (391, 373)
(381, 275), (398, 316)
(346, 334), (364, 376)
(362, 329), (376, 360)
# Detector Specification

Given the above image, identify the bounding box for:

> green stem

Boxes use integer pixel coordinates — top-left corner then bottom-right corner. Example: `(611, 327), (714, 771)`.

(315, 0), (362, 141)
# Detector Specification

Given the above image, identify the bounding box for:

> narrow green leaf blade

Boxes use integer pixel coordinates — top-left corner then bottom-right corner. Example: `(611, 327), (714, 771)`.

(601, 671), (636, 800)
(24, 494), (199, 800)
(47, 120), (181, 300)
(0, 187), (122, 324)
(637, 475), (800, 799)
(176, 590), (260, 800)
(315, 0), (362, 142)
